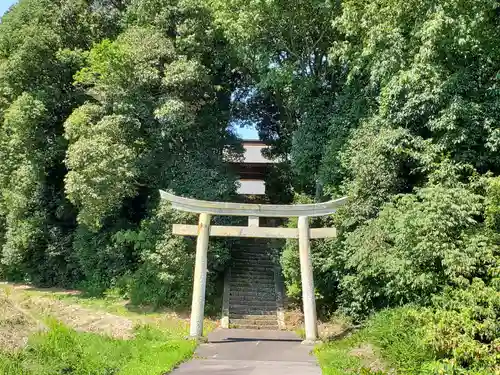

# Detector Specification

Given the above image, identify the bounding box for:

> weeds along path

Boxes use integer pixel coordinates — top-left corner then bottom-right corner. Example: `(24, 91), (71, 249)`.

(0, 283), (203, 349)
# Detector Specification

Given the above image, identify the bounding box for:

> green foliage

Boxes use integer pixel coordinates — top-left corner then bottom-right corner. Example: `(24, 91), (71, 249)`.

(337, 182), (498, 318)
(423, 280), (500, 373)
(0, 321), (196, 375)
(319, 285), (500, 375)
(119, 202), (197, 308)
(280, 194), (341, 315)
(363, 307), (434, 372)
(316, 307), (434, 375)
(1, 3), (500, 373)
(0, 0), (239, 310)
(485, 176), (500, 232)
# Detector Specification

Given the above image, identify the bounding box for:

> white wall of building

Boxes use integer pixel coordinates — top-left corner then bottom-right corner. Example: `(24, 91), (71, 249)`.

(237, 179), (266, 195)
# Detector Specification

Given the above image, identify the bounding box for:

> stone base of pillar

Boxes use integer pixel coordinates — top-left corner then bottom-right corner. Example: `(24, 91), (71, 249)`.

(277, 309), (286, 330)
(186, 335), (208, 343)
(301, 339), (322, 346)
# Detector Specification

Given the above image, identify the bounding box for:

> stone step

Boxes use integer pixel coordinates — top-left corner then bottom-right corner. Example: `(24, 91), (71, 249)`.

(229, 283), (276, 296)
(231, 250), (272, 254)
(230, 284), (276, 291)
(232, 261), (274, 266)
(230, 277), (275, 284)
(231, 268), (274, 274)
(229, 313), (277, 319)
(230, 287), (276, 295)
(232, 265), (274, 271)
(229, 298), (276, 305)
(230, 275), (274, 281)
(232, 253), (273, 258)
(230, 319), (279, 328)
(229, 302), (277, 315)
(230, 290), (275, 297)
(232, 264), (275, 270)
(229, 294), (276, 302)
(230, 302), (276, 309)
(230, 277), (274, 284)
(231, 278), (274, 284)
(230, 309), (276, 318)
(231, 253), (274, 258)
(230, 312), (277, 317)
(230, 279), (275, 285)
(229, 297), (277, 305)
(231, 251), (273, 259)
(229, 324), (280, 330)
(231, 272), (274, 277)
(229, 290), (276, 298)
(229, 300), (276, 307)
(230, 303), (276, 311)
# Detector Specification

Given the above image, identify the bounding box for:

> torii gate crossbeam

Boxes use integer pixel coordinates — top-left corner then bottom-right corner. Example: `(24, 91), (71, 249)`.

(160, 190), (347, 344)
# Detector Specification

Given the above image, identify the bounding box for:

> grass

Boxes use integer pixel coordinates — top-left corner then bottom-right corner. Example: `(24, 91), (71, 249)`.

(315, 307), (435, 375)
(0, 283), (217, 375)
(0, 321), (196, 375)
(14, 285), (217, 336)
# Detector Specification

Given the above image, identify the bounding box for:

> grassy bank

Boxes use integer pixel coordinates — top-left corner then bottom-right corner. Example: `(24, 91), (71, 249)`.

(316, 282), (500, 375)
(0, 323), (196, 375)
(0, 284), (208, 375)
(316, 307), (434, 375)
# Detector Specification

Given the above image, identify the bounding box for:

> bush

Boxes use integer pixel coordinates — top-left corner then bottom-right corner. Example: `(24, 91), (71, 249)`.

(422, 280), (500, 374)
(336, 184), (497, 319)
(117, 201), (231, 310)
(362, 307), (434, 372)
(72, 226), (136, 296)
(280, 194), (342, 316)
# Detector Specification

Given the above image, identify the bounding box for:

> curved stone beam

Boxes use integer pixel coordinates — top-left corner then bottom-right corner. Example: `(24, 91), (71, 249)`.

(159, 190), (347, 217)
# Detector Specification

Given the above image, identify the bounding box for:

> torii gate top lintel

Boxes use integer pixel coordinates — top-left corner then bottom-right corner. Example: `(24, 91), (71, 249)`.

(159, 190), (347, 217)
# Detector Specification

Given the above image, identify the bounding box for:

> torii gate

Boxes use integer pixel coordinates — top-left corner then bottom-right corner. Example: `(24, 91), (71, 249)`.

(160, 190), (347, 343)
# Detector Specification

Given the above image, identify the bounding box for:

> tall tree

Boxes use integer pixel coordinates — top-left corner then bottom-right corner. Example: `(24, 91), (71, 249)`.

(211, 0), (343, 196)
(0, 0), (119, 284)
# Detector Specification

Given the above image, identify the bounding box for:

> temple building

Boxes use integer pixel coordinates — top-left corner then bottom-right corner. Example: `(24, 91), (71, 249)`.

(231, 140), (277, 196)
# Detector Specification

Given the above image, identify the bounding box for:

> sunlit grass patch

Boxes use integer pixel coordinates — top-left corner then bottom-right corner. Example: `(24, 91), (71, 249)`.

(0, 321), (196, 375)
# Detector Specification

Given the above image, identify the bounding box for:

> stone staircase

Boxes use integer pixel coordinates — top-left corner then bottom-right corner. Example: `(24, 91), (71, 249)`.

(228, 240), (281, 330)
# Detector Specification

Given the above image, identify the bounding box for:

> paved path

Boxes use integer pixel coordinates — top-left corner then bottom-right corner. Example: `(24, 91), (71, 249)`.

(172, 329), (322, 375)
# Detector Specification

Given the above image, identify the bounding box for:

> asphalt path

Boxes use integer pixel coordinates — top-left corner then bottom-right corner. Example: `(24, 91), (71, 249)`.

(171, 329), (321, 375)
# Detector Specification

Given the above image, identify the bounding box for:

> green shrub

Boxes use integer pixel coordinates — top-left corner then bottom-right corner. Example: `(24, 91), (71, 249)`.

(337, 184), (497, 319)
(72, 225), (136, 296)
(119, 201), (230, 310)
(316, 306), (433, 375)
(362, 307), (434, 372)
(280, 194), (343, 316)
(422, 280), (500, 373)
(318, 301), (499, 375)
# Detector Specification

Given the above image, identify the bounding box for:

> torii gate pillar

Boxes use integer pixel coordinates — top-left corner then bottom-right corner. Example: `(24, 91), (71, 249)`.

(298, 216), (318, 343)
(189, 213), (211, 338)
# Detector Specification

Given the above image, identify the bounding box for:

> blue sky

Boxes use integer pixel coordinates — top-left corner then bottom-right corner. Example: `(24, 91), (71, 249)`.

(0, 0), (259, 140)
(0, 0), (17, 16)
(234, 124), (259, 140)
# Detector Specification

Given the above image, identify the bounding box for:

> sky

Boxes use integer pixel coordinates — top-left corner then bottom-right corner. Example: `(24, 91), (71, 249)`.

(0, 0), (16, 17)
(235, 125), (259, 140)
(0, 0), (259, 140)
